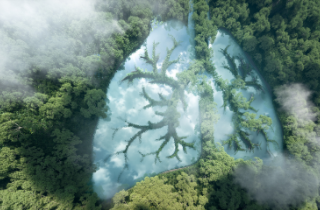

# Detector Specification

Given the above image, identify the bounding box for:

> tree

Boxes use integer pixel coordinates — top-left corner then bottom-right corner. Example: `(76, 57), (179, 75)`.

(112, 173), (207, 210)
(251, 7), (271, 33)
(80, 89), (107, 118)
(263, 51), (282, 73)
(0, 147), (17, 180)
(193, 0), (217, 74)
(175, 172), (207, 209)
(242, 35), (258, 52)
(39, 84), (73, 120)
(198, 144), (236, 187)
(111, 176), (183, 210)
(258, 35), (274, 51)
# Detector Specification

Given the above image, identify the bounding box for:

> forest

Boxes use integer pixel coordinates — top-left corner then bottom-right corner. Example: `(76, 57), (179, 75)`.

(1, 0), (320, 209)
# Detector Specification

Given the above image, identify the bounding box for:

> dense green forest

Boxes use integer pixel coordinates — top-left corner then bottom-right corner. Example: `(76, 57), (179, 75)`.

(1, 0), (320, 209)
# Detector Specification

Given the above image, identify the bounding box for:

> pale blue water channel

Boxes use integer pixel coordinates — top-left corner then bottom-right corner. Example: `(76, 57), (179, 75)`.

(92, 13), (283, 201)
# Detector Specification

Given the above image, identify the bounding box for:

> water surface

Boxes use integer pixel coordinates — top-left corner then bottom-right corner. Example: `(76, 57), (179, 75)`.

(92, 16), (284, 201)
(209, 29), (283, 160)
(92, 20), (200, 199)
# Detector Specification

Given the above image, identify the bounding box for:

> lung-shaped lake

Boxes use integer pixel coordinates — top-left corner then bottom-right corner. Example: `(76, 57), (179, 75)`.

(92, 20), (201, 199)
(209, 29), (283, 160)
(92, 22), (284, 199)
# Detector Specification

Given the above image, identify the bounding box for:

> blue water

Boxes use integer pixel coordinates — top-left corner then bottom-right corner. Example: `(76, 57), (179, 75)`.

(92, 20), (200, 199)
(92, 5), (283, 200)
(209, 29), (283, 160)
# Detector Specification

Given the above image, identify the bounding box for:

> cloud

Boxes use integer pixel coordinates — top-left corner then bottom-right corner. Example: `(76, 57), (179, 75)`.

(234, 155), (318, 209)
(275, 83), (320, 147)
(93, 167), (122, 198)
(274, 83), (316, 121)
(0, 0), (123, 91)
(233, 83), (320, 209)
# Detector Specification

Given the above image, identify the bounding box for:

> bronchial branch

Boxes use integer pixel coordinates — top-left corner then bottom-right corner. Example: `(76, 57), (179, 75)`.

(109, 36), (203, 181)
(218, 45), (277, 154)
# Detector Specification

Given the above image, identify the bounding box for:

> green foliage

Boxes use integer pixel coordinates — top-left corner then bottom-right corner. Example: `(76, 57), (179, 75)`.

(163, 0), (190, 23)
(258, 35), (275, 51)
(111, 176), (182, 210)
(0, 0), (191, 208)
(0, 91), (25, 112)
(197, 145), (268, 210)
(175, 172), (207, 208)
(112, 174), (207, 210)
(193, 0), (217, 75)
(2, 0), (320, 208)
(198, 144), (236, 186)
(242, 35), (258, 52)
(222, 134), (245, 153)
(80, 89), (107, 118)
(23, 93), (48, 112)
(199, 84), (219, 142)
(0, 122), (100, 209)
(196, 1), (320, 209)
(214, 45), (275, 154)
(39, 90), (73, 120)
(0, 147), (18, 180)
(219, 45), (238, 77)
(112, 190), (129, 207)
(241, 113), (272, 131)
(282, 112), (320, 165)
(208, 0), (320, 89)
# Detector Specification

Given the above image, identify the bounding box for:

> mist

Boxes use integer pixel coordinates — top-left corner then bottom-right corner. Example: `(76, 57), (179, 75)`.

(274, 84), (320, 147)
(0, 0), (123, 93)
(234, 155), (318, 209)
(275, 83), (317, 121)
(233, 83), (319, 209)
